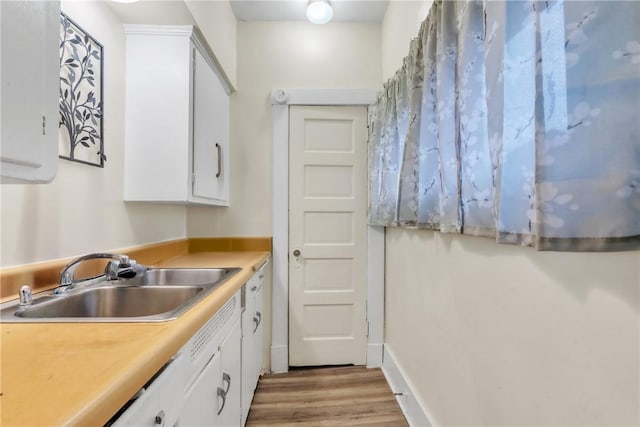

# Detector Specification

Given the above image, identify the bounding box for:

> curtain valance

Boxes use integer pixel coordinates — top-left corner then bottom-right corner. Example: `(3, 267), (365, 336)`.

(368, 0), (640, 251)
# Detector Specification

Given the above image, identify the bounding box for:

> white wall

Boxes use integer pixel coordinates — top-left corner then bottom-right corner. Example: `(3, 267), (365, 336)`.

(386, 230), (639, 426)
(107, 0), (236, 88)
(382, 0), (432, 80)
(381, 3), (640, 426)
(185, 0), (237, 89)
(0, 1), (186, 267)
(187, 21), (382, 238)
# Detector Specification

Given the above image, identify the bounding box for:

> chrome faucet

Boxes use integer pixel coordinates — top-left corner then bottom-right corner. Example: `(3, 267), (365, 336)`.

(57, 253), (145, 293)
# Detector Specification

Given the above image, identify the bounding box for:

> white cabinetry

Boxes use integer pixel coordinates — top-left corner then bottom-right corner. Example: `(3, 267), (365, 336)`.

(241, 262), (267, 425)
(1, 0), (59, 183)
(180, 351), (221, 425)
(110, 292), (241, 427)
(218, 318), (242, 426)
(108, 356), (187, 427)
(250, 268), (266, 385)
(241, 288), (255, 425)
(253, 283), (265, 382)
(181, 319), (241, 426)
(123, 25), (230, 205)
(109, 259), (269, 427)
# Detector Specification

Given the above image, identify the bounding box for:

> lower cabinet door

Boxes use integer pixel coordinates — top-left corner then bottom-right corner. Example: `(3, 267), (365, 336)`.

(180, 352), (221, 427)
(253, 285), (265, 385)
(110, 356), (186, 427)
(241, 303), (255, 425)
(219, 318), (242, 427)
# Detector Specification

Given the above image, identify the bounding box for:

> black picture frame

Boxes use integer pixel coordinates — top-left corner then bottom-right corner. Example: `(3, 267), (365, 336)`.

(58, 12), (105, 167)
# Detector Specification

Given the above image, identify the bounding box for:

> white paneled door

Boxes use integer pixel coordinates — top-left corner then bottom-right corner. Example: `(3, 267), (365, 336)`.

(289, 106), (368, 366)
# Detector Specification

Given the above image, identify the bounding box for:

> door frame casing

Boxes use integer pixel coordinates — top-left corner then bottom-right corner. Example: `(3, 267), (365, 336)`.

(270, 88), (384, 373)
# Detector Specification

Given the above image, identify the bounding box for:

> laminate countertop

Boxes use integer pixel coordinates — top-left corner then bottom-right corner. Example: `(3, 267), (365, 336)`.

(0, 251), (270, 427)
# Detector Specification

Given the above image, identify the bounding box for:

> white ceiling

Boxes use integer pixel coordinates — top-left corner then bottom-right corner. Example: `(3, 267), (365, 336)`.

(230, 0), (389, 23)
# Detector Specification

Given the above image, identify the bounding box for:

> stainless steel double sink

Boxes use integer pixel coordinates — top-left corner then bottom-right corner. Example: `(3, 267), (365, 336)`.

(0, 268), (240, 323)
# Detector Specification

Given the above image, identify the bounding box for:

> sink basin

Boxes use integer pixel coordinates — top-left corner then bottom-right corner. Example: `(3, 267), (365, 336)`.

(16, 286), (204, 319)
(0, 267), (240, 322)
(126, 268), (234, 287)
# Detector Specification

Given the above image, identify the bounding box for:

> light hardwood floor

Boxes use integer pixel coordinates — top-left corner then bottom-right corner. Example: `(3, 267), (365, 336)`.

(246, 366), (408, 426)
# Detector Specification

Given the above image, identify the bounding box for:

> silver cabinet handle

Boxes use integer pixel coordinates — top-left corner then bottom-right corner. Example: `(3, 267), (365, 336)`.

(217, 372), (231, 415)
(253, 311), (262, 333)
(154, 410), (165, 427)
(222, 372), (231, 394)
(217, 386), (227, 415)
(215, 143), (222, 178)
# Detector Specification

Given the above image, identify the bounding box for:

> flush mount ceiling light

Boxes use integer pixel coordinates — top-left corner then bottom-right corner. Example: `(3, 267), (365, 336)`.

(306, 0), (333, 25)
(110, 0), (139, 3)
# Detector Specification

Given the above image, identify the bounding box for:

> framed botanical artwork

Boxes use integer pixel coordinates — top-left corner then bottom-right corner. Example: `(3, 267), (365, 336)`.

(58, 12), (105, 167)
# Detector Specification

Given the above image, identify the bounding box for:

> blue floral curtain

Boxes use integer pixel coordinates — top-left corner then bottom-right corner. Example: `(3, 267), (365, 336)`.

(368, 0), (640, 251)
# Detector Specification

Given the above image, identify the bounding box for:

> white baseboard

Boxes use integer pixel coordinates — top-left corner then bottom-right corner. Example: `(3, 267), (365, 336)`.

(270, 344), (288, 373)
(382, 345), (433, 427)
(367, 343), (383, 368)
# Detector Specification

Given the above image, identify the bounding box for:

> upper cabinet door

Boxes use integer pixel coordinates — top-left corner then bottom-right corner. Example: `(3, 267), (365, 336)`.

(1, 0), (59, 183)
(192, 45), (228, 203)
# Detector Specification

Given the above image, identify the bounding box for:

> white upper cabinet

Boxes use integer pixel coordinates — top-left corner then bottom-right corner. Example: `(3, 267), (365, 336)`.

(123, 25), (231, 206)
(1, 0), (60, 183)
